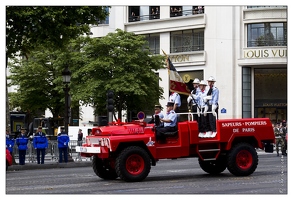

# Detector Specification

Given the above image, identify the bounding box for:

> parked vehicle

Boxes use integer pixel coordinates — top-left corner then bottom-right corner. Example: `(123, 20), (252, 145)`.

(76, 113), (275, 182)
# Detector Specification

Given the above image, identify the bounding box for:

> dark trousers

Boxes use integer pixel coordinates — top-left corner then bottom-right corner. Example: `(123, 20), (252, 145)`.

(207, 105), (218, 132)
(191, 105), (199, 122)
(155, 126), (177, 140)
(36, 148), (45, 164)
(199, 108), (207, 133)
(19, 150), (26, 165)
(59, 147), (68, 163)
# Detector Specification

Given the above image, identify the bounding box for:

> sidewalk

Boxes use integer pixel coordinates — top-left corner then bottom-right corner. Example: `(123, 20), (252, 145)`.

(7, 154), (92, 171)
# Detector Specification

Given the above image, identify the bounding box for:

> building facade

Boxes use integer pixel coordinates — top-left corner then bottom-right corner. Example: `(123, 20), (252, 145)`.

(78, 5), (287, 125)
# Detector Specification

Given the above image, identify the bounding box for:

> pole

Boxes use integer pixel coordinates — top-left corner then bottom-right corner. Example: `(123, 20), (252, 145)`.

(64, 84), (69, 134)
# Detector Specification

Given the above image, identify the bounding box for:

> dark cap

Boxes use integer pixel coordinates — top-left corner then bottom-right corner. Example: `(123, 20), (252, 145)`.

(61, 127), (65, 130)
(166, 101), (174, 107)
(154, 105), (162, 109)
(38, 126), (42, 129)
(21, 127), (26, 130)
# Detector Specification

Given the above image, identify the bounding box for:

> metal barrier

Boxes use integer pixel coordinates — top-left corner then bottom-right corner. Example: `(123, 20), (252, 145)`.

(12, 139), (85, 163)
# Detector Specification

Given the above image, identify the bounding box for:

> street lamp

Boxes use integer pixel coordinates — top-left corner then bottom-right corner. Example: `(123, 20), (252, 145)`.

(62, 66), (71, 134)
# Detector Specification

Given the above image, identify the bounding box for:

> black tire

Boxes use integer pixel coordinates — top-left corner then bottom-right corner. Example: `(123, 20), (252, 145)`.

(227, 142), (258, 176)
(198, 156), (227, 174)
(115, 146), (151, 182)
(92, 156), (118, 180)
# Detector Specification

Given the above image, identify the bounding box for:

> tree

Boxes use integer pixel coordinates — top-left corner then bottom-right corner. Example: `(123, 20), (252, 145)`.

(71, 29), (166, 119)
(6, 6), (109, 58)
(6, 6), (109, 127)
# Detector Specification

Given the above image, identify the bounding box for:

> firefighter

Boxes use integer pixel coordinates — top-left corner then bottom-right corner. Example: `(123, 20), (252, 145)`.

(197, 80), (208, 137)
(203, 76), (219, 137)
(187, 78), (201, 122)
(148, 104), (164, 126)
(169, 92), (181, 113)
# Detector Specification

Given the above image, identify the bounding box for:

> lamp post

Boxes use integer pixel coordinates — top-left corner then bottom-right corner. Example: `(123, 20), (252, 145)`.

(62, 66), (71, 135)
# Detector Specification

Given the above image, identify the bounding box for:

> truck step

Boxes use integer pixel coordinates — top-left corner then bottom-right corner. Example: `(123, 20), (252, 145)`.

(198, 148), (220, 152)
(203, 158), (217, 161)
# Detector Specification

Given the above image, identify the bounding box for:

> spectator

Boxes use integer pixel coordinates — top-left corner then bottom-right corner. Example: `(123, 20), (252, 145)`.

(274, 123), (285, 156)
(33, 126), (48, 164)
(16, 127), (29, 165)
(57, 127), (70, 163)
(77, 129), (84, 161)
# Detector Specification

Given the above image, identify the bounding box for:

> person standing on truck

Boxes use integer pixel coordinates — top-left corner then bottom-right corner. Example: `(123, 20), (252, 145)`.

(203, 76), (219, 137)
(16, 127), (29, 165)
(155, 102), (178, 142)
(197, 80), (208, 137)
(33, 126), (48, 164)
(169, 92), (181, 113)
(274, 123), (285, 156)
(57, 127), (70, 163)
(187, 78), (201, 122)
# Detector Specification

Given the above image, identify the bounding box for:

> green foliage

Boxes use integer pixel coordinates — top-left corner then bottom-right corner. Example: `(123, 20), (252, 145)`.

(70, 29), (165, 118)
(8, 29), (166, 120)
(6, 6), (109, 58)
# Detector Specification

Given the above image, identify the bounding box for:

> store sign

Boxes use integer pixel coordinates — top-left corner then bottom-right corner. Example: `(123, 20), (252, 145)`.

(244, 48), (287, 59)
(169, 54), (190, 62)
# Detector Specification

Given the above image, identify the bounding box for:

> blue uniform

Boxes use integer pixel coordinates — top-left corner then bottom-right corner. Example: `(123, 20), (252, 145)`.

(155, 110), (178, 141)
(33, 132), (48, 164)
(16, 134), (29, 165)
(57, 132), (70, 163)
(6, 135), (15, 154)
(206, 86), (219, 132)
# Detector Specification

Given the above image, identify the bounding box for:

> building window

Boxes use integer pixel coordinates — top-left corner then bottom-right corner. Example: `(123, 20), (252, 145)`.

(170, 6), (182, 17)
(247, 23), (287, 47)
(143, 34), (160, 54)
(149, 6), (160, 20)
(192, 6), (204, 14)
(129, 6), (140, 22)
(98, 7), (109, 24)
(170, 29), (204, 53)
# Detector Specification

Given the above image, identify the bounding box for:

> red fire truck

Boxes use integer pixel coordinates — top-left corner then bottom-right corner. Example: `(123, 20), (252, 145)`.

(76, 113), (275, 182)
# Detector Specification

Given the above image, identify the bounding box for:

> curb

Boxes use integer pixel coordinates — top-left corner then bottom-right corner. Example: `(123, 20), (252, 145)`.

(7, 161), (92, 171)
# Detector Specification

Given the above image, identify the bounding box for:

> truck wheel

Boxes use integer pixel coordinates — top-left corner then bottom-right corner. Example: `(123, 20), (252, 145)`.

(92, 156), (118, 180)
(227, 142), (258, 176)
(198, 156), (227, 174)
(115, 146), (151, 182)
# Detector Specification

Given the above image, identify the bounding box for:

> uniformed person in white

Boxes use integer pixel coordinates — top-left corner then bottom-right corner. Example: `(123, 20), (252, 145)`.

(204, 76), (219, 137)
(169, 92), (181, 113)
(196, 80), (208, 137)
(187, 78), (201, 122)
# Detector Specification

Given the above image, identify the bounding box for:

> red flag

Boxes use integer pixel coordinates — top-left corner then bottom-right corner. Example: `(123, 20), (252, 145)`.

(166, 57), (190, 96)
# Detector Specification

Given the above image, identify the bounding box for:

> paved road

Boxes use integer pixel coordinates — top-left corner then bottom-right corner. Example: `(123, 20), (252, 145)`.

(6, 152), (287, 194)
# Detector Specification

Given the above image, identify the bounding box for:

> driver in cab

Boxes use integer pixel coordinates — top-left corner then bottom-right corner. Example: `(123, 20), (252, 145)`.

(155, 101), (177, 141)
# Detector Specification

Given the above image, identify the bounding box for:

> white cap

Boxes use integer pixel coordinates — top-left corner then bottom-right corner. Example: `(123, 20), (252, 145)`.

(207, 76), (216, 82)
(199, 80), (207, 86)
(193, 78), (200, 84)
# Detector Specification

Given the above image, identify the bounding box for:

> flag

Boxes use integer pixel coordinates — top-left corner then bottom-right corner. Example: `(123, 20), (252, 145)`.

(166, 56), (190, 96)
